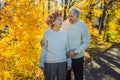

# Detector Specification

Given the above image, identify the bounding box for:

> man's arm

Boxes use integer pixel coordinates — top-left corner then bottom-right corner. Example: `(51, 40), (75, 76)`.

(74, 24), (90, 55)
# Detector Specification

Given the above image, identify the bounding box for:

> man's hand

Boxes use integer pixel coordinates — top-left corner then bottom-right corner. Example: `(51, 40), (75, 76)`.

(67, 50), (76, 58)
(67, 66), (71, 70)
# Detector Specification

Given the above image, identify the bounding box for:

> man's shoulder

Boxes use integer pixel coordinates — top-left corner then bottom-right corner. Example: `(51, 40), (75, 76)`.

(78, 20), (87, 28)
(78, 20), (86, 24)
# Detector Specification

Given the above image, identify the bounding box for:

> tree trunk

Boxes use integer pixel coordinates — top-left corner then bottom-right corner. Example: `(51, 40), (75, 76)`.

(69, 0), (75, 8)
(64, 0), (68, 20)
(98, 0), (118, 34)
(0, 2), (1, 8)
(55, 0), (57, 9)
(43, 3), (44, 16)
(48, 0), (50, 14)
(62, 0), (64, 7)
(69, 0), (72, 8)
(99, 8), (107, 34)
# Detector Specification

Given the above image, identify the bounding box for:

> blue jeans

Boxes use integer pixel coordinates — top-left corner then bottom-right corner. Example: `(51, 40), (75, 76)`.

(67, 57), (84, 80)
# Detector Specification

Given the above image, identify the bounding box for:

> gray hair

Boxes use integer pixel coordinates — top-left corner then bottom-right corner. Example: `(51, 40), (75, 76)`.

(69, 7), (80, 17)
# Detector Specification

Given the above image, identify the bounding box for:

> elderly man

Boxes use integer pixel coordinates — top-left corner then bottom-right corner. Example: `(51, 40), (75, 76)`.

(62, 7), (90, 80)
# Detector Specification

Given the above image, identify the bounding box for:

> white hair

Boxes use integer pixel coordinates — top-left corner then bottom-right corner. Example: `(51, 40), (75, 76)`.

(69, 7), (80, 17)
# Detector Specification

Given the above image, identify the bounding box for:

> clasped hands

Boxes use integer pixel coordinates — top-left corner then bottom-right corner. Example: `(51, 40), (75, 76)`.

(67, 50), (76, 58)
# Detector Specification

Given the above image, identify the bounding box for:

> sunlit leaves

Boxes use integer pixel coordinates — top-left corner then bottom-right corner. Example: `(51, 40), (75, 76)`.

(0, 0), (46, 79)
(0, 0), (120, 79)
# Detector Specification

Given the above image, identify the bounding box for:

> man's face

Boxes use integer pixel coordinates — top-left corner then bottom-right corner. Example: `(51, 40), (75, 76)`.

(68, 10), (78, 24)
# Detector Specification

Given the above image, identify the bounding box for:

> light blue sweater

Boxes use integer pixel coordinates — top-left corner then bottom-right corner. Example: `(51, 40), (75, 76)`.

(62, 20), (90, 59)
(40, 29), (71, 67)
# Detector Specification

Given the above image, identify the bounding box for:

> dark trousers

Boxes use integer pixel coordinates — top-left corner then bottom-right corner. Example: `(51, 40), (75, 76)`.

(66, 57), (84, 80)
(44, 62), (67, 80)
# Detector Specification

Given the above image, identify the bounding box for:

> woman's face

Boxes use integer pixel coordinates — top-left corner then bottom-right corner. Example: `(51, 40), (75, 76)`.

(53, 16), (63, 28)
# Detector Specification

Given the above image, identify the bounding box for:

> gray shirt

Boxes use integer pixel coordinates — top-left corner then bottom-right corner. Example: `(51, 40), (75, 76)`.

(40, 29), (71, 67)
(62, 20), (90, 59)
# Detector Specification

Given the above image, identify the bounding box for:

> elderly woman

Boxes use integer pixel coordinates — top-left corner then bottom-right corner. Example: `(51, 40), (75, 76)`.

(40, 10), (71, 80)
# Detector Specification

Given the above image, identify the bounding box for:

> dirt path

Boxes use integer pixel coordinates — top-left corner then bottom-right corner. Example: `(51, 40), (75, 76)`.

(84, 43), (120, 80)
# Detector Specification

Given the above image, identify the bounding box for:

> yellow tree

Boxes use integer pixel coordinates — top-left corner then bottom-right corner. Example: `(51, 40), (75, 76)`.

(0, 0), (48, 79)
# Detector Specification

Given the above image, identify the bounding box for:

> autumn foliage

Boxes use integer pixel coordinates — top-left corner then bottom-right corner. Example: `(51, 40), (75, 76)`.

(0, 0), (47, 79)
(0, 0), (120, 79)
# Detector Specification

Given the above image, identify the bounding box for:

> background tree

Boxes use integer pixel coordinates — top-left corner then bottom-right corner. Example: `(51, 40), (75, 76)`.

(0, 0), (120, 79)
(48, 0), (50, 13)
(0, 0), (46, 79)
(99, 0), (120, 34)
(63, 0), (68, 20)
(103, 1), (120, 42)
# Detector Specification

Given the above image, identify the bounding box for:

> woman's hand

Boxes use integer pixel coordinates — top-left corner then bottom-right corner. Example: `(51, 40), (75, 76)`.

(40, 39), (45, 47)
(67, 66), (71, 70)
(40, 66), (44, 72)
(67, 50), (76, 58)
